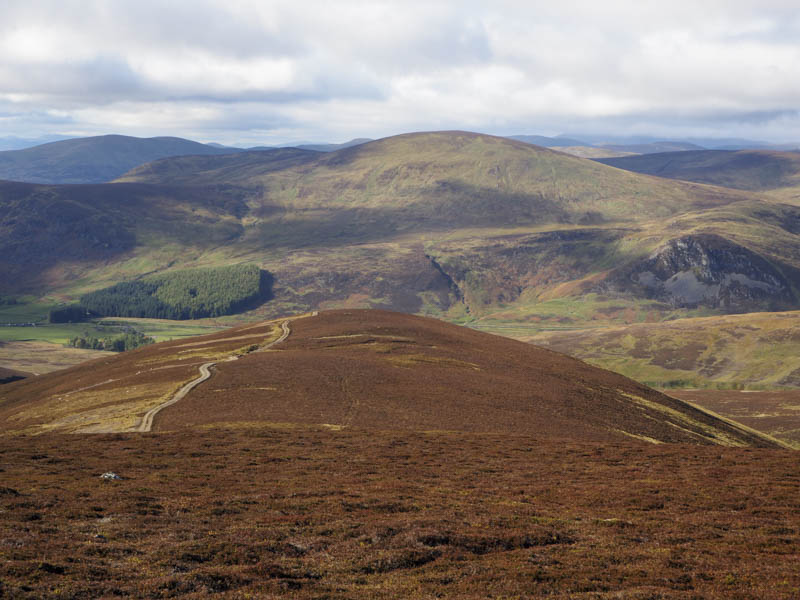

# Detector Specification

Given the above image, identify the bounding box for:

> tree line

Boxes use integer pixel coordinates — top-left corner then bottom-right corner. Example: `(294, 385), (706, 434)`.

(68, 331), (154, 352)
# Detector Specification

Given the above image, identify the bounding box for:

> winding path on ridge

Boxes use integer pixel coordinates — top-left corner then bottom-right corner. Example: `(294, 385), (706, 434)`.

(136, 319), (292, 432)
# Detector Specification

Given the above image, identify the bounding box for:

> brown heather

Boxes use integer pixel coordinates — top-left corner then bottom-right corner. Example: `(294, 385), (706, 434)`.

(0, 309), (797, 598)
(0, 429), (798, 598)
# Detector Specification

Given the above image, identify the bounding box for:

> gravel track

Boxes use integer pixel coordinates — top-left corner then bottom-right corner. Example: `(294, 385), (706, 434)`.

(136, 320), (291, 432)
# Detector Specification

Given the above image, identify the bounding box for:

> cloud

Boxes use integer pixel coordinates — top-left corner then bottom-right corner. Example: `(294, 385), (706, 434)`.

(1, 0), (799, 144)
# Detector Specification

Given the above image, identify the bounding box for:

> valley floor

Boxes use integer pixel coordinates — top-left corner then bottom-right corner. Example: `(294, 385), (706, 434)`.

(1, 428), (798, 599)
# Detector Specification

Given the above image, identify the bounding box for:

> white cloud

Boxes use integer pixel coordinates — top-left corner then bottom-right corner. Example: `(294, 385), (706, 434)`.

(0, 0), (799, 144)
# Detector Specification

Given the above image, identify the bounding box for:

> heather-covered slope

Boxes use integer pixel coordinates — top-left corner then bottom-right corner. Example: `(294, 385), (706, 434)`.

(0, 180), (247, 294)
(0, 309), (781, 446)
(2, 429), (797, 599)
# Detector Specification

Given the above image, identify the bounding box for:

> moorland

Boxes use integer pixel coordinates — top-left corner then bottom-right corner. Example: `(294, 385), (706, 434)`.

(1, 309), (798, 598)
(3, 126), (800, 597)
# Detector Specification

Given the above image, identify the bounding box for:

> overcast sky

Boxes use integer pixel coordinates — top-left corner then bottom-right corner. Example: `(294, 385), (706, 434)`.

(1, 0), (799, 146)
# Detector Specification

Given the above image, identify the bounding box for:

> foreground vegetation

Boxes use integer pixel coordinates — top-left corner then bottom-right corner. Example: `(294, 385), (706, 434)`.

(0, 428), (797, 599)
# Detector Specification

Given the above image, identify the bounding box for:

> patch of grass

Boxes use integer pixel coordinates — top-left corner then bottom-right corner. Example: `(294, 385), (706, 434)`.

(0, 323), (109, 344)
(524, 310), (800, 390)
(0, 300), (54, 324)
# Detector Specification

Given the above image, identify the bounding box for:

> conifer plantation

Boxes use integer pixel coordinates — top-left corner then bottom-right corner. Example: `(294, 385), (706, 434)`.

(78, 264), (271, 320)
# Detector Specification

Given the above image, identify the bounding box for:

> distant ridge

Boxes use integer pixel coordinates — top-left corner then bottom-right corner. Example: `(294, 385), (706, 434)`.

(510, 134), (707, 155)
(600, 141), (705, 154)
(295, 138), (373, 152)
(247, 138), (373, 152)
(597, 149), (800, 192)
(508, 134), (589, 147)
(0, 134), (242, 184)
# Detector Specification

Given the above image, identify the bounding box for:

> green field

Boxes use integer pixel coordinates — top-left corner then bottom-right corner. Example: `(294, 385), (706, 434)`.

(0, 296), (227, 346)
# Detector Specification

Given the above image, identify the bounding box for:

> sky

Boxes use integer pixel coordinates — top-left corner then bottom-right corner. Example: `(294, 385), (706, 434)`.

(1, 0), (799, 147)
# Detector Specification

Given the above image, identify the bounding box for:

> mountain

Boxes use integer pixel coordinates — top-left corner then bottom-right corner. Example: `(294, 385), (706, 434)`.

(245, 138), (373, 152)
(0, 178), (249, 293)
(7, 130), (800, 325)
(549, 146), (636, 159)
(0, 308), (779, 446)
(0, 134), (73, 151)
(508, 134), (589, 147)
(295, 137), (372, 152)
(599, 141), (706, 154)
(509, 135), (706, 156)
(563, 133), (765, 150)
(0, 134), (242, 184)
(597, 149), (800, 198)
(119, 131), (741, 223)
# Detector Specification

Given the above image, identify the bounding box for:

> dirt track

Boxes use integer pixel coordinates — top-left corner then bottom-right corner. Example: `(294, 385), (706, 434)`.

(136, 320), (291, 432)
(136, 362), (216, 432)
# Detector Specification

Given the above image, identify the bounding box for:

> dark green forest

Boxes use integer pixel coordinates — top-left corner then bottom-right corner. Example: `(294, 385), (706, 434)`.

(49, 305), (91, 323)
(79, 264), (272, 320)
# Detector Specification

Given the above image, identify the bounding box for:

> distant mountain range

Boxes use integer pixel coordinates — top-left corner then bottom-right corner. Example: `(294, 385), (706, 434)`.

(596, 149), (800, 195)
(6, 130), (800, 328)
(0, 135), (375, 184)
(0, 135), (73, 151)
(1, 130), (797, 185)
(509, 133), (800, 156)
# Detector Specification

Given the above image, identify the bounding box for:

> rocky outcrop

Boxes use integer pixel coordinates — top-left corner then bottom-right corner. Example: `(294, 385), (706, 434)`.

(612, 234), (797, 310)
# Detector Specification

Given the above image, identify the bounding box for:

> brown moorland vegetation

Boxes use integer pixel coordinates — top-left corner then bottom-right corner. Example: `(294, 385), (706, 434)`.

(669, 389), (800, 448)
(0, 429), (798, 599)
(1, 310), (797, 598)
(0, 341), (106, 376)
(0, 310), (778, 446)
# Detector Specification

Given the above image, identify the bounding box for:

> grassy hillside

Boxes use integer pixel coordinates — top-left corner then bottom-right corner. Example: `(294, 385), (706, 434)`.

(0, 180), (248, 295)
(114, 147), (320, 186)
(523, 310), (800, 390)
(0, 134), (240, 184)
(121, 131), (744, 225)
